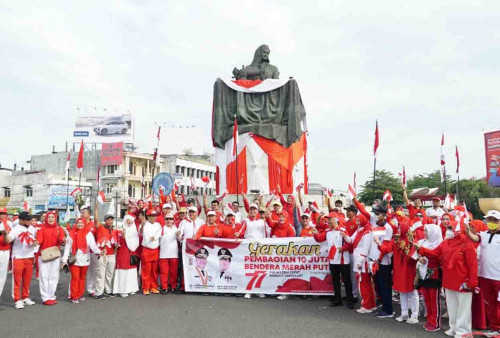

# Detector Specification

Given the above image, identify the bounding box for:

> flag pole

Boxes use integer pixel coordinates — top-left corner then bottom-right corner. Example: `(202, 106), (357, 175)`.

(66, 155), (70, 210)
(372, 120), (379, 202)
(234, 115), (239, 205)
(372, 158), (376, 201)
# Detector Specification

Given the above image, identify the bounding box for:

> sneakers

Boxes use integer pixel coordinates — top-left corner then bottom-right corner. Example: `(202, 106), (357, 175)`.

(395, 315), (408, 322)
(103, 292), (115, 297)
(277, 295), (288, 300)
(79, 297), (85, 301)
(160, 289), (167, 295)
(43, 300), (56, 306)
(444, 329), (454, 336)
(23, 298), (35, 306)
(244, 293), (251, 299)
(258, 294), (266, 298)
(486, 331), (500, 337)
(143, 290), (150, 296)
(94, 294), (106, 300)
(120, 293), (129, 298)
(406, 318), (418, 324)
(356, 307), (373, 314)
(14, 300), (24, 309)
(376, 310), (394, 318)
(72, 299), (80, 304)
(150, 288), (160, 294)
(423, 324), (440, 332)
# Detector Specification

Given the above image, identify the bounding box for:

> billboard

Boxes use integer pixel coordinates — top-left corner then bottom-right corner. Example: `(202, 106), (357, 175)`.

(101, 142), (123, 166)
(48, 185), (75, 209)
(73, 114), (134, 143)
(485, 130), (500, 187)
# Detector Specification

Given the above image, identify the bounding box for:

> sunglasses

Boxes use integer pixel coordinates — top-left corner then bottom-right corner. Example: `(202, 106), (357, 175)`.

(416, 214), (423, 217)
(165, 218), (174, 221)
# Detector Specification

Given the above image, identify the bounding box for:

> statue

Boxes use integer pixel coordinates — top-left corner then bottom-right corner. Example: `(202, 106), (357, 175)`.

(232, 44), (280, 80)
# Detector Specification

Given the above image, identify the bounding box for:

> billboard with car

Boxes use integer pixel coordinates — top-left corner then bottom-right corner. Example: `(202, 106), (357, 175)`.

(73, 114), (134, 143)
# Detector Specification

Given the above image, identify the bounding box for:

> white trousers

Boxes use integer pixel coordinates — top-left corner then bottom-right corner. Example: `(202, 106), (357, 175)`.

(0, 250), (9, 299)
(86, 253), (98, 294)
(95, 255), (116, 296)
(38, 257), (61, 302)
(400, 290), (419, 319)
(445, 289), (472, 337)
(349, 254), (358, 297)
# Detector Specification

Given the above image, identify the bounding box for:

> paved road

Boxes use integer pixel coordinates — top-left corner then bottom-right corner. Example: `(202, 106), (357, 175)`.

(1, 272), (441, 338)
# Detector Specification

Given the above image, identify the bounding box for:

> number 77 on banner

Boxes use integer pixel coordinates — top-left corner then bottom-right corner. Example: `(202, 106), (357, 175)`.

(245, 271), (267, 290)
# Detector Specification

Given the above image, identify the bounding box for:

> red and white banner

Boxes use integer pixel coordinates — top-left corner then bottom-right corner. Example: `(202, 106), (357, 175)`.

(221, 78), (290, 93)
(182, 237), (334, 295)
(484, 130), (500, 187)
(101, 142), (123, 166)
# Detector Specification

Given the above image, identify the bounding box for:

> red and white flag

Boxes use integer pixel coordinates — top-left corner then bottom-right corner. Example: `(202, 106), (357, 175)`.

(70, 187), (82, 197)
(190, 177), (196, 191)
(323, 188), (333, 198)
(455, 145), (460, 175)
(232, 116), (238, 159)
(22, 200), (29, 212)
(440, 134), (446, 182)
(374, 120), (379, 159)
(216, 191), (227, 202)
(295, 182), (304, 192)
(76, 140), (84, 172)
(97, 190), (106, 205)
(348, 184), (356, 200)
(444, 193), (456, 210)
(382, 190), (393, 202)
(157, 126), (161, 140)
(65, 153), (70, 172)
(399, 166), (407, 188)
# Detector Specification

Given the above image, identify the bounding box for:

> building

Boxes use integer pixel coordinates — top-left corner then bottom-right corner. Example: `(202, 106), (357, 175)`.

(0, 167), (13, 210)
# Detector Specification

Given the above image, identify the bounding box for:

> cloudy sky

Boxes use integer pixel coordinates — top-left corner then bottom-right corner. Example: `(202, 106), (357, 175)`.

(1, 0), (499, 191)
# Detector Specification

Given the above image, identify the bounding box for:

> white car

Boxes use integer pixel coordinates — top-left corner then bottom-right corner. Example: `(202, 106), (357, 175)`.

(93, 121), (128, 135)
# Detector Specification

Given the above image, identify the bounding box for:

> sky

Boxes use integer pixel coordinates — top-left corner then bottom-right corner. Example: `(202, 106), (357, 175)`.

(1, 0), (499, 191)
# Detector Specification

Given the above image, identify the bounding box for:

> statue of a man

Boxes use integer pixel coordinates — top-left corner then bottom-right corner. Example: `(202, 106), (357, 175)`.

(232, 44), (279, 80)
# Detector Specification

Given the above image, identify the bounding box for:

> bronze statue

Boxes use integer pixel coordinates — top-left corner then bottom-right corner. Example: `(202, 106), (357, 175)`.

(232, 44), (279, 80)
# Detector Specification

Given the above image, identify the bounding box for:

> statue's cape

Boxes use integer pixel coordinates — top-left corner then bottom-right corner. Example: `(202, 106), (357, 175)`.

(212, 78), (307, 149)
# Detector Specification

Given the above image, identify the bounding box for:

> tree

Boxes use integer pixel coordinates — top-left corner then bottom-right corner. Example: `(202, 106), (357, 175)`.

(358, 170), (404, 205)
(406, 170), (454, 195)
(450, 179), (500, 218)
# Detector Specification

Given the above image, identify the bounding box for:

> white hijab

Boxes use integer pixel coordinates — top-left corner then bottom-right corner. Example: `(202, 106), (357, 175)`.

(123, 215), (139, 252)
(417, 224), (443, 279)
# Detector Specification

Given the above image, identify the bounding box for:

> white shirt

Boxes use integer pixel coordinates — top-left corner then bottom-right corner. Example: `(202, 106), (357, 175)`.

(179, 218), (204, 240)
(142, 221), (162, 249)
(426, 207), (445, 218)
(160, 225), (179, 259)
(9, 225), (36, 259)
(325, 229), (349, 265)
(62, 233), (101, 266)
(243, 218), (268, 239)
(478, 231), (500, 280)
(369, 223), (393, 265)
(348, 229), (372, 273)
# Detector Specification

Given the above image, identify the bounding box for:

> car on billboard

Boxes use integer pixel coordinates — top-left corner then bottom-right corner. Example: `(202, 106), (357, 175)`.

(93, 120), (129, 135)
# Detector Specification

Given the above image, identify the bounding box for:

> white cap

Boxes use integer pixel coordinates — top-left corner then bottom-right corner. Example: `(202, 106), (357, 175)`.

(249, 203), (258, 209)
(484, 210), (500, 220)
(301, 213), (311, 219)
(188, 206), (197, 212)
(225, 210), (235, 217)
(164, 213), (175, 219)
(162, 203), (172, 209)
(207, 211), (216, 216)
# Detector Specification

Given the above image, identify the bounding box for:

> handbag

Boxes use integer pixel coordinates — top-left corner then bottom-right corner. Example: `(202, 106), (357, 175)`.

(41, 246), (61, 262)
(130, 254), (140, 266)
(40, 226), (62, 262)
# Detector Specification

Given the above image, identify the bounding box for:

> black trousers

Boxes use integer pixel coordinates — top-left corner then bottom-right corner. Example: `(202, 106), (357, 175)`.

(330, 264), (353, 304)
(375, 264), (393, 314)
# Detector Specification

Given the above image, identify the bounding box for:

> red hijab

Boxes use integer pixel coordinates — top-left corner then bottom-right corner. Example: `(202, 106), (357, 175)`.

(43, 211), (58, 228)
(353, 214), (370, 248)
(70, 218), (89, 255)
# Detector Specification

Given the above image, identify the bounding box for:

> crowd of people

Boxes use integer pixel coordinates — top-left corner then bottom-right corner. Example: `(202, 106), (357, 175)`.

(0, 186), (499, 338)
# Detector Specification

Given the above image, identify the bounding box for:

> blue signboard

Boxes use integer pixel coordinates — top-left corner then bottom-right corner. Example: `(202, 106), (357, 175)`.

(152, 172), (174, 196)
(73, 131), (89, 137)
(48, 185), (75, 209)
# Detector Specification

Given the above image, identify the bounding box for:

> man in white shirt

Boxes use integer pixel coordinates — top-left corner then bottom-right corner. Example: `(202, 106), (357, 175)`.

(5, 211), (37, 309)
(159, 213), (181, 294)
(141, 209), (162, 295)
(426, 197), (444, 218)
(179, 207), (204, 240)
(242, 204), (268, 240)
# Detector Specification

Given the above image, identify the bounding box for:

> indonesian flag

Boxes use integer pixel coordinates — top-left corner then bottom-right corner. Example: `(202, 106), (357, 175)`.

(455, 145), (460, 175)
(323, 188), (332, 198)
(76, 140), (84, 172)
(97, 190), (106, 205)
(382, 190), (393, 202)
(444, 193), (456, 210)
(371, 226), (387, 237)
(65, 153), (70, 180)
(190, 177), (196, 191)
(216, 191), (227, 202)
(22, 200), (29, 212)
(173, 182), (179, 192)
(399, 166), (407, 188)
(374, 120), (379, 159)
(295, 182), (304, 192)
(440, 134), (446, 182)
(232, 116), (238, 159)
(70, 187), (82, 197)
(348, 184), (356, 200)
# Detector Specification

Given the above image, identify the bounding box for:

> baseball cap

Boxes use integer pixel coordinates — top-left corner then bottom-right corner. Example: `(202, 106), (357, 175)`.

(249, 204), (258, 210)
(432, 197), (440, 202)
(188, 206), (197, 213)
(104, 214), (115, 220)
(0, 207), (7, 214)
(373, 205), (387, 214)
(18, 211), (31, 221)
(187, 198), (196, 204)
(484, 210), (500, 220)
(207, 211), (216, 216)
(179, 207), (187, 213)
(146, 209), (158, 216)
(165, 212), (175, 220)
(272, 200), (282, 206)
(301, 213), (311, 219)
(344, 205), (358, 213)
(162, 203), (172, 209)
(225, 210), (235, 217)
